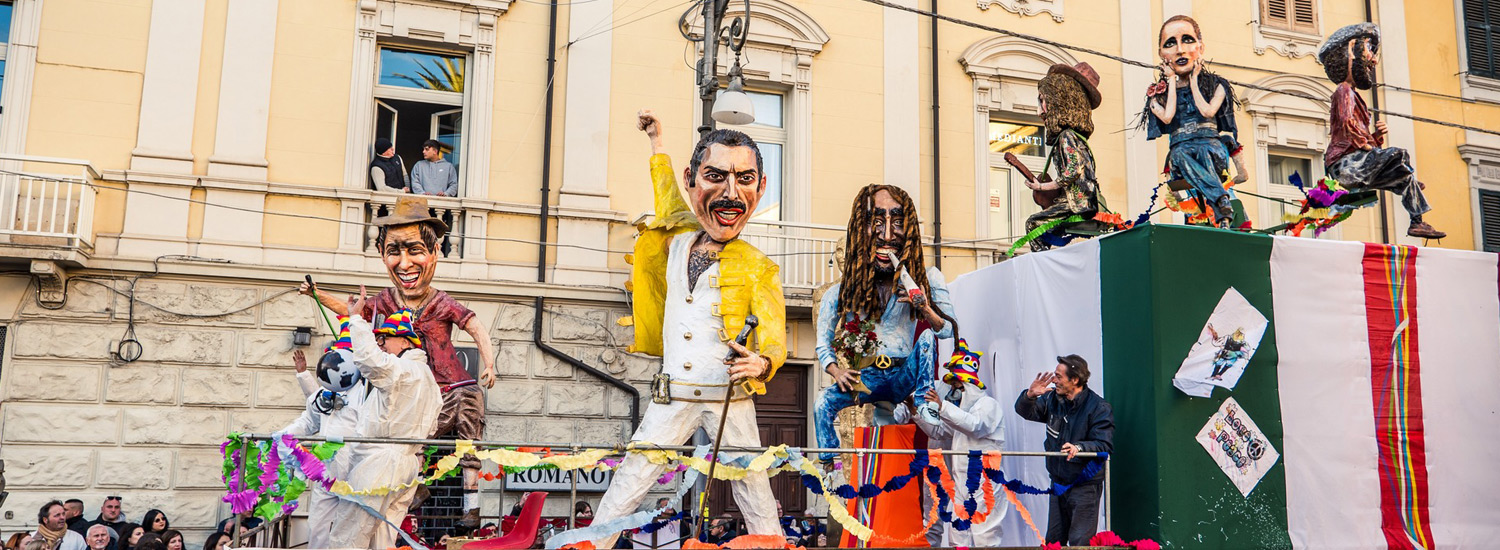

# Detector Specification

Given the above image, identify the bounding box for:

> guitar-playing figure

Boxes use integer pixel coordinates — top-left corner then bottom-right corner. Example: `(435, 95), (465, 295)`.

(1020, 62), (1112, 252)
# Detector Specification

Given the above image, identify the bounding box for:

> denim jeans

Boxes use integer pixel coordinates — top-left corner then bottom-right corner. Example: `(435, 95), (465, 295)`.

(814, 331), (936, 461)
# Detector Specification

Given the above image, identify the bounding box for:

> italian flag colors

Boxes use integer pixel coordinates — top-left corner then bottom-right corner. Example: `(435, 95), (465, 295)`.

(949, 224), (1500, 550)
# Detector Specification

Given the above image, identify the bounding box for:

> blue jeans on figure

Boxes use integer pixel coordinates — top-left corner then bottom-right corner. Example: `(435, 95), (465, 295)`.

(814, 330), (937, 462)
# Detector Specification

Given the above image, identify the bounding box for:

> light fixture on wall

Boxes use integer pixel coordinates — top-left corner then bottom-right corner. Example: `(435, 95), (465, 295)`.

(712, 60), (756, 125)
(293, 327), (313, 347)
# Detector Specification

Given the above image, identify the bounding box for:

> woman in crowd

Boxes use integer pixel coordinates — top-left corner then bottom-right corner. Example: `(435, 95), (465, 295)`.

(202, 533), (230, 550)
(114, 526), (144, 550)
(574, 501), (594, 527)
(158, 531), (183, 550)
(4, 533), (32, 550)
(132, 534), (165, 550)
(139, 511), (169, 535)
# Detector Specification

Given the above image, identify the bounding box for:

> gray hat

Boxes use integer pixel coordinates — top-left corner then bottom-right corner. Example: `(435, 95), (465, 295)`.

(1318, 23), (1380, 65)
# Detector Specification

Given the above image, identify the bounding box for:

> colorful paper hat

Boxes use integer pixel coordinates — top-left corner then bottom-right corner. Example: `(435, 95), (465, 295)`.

(941, 338), (985, 389)
(324, 316), (353, 354)
(375, 309), (422, 348)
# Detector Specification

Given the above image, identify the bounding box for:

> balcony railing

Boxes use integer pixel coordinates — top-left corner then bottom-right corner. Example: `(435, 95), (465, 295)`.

(742, 219), (844, 289)
(364, 193), (466, 259)
(0, 154), (99, 251)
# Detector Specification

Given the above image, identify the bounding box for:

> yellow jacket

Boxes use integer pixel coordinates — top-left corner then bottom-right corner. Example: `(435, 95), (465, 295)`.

(621, 154), (787, 395)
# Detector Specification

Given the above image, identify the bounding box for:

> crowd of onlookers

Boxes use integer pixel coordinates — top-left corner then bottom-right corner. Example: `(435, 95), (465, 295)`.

(4, 498), (238, 550)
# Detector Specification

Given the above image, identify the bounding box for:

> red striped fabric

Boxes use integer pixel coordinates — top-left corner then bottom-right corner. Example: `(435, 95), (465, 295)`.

(1360, 243), (1435, 550)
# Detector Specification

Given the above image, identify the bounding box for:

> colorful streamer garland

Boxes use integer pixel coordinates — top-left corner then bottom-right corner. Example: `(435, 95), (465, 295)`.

(221, 437), (1105, 545)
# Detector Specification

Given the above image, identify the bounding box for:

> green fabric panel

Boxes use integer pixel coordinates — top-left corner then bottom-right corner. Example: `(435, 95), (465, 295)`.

(1100, 225), (1162, 541)
(1146, 225), (1289, 549)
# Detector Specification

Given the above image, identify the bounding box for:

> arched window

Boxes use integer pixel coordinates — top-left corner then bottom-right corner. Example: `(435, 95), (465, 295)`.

(960, 37), (1079, 242)
(1244, 74), (1341, 238)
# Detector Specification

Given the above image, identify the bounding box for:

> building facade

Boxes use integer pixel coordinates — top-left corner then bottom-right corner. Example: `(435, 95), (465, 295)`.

(0, 0), (1493, 545)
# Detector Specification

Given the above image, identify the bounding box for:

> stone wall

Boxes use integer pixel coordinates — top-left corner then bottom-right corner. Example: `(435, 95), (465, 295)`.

(0, 275), (650, 545)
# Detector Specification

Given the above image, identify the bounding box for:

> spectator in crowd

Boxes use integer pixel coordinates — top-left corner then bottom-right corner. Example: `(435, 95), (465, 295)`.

(4, 533), (32, 550)
(72, 497), (133, 541)
(574, 501), (594, 527)
(20, 540), (47, 550)
(63, 500), (86, 532)
(436, 534), (451, 549)
(410, 139), (458, 197)
(84, 526), (111, 550)
(703, 516), (737, 545)
(370, 138), (409, 192)
(1015, 354), (1114, 547)
(215, 517), (261, 535)
(157, 531), (181, 550)
(201, 533), (229, 550)
(34, 501), (86, 550)
(130, 534), (164, 550)
(114, 526), (142, 550)
(473, 523), (497, 538)
(138, 511), (168, 535)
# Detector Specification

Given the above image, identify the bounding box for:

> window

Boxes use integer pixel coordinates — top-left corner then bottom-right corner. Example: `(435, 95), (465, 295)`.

(1481, 189), (1500, 252)
(986, 121), (1046, 240)
(1261, 0), (1317, 34)
(372, 46), (468, 194)
(1465, 0), (1500, 79)
(732, 90), (787, 223)
(1264, 151), (1335, 238)
(0, 1), (13, 110)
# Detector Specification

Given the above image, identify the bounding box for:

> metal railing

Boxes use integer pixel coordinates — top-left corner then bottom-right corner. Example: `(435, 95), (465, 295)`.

(230, 434), (1109, 548)
(0, 154), (99, 249)
(742, 219), (844, 289)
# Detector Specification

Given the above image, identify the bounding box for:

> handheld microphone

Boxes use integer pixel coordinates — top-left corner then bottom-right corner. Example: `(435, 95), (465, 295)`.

(724, 314), (760, 362)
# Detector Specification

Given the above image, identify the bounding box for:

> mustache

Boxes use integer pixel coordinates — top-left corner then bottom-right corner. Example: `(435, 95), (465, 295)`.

(709, 199), (748, 211)
(873, 239), (905, 254)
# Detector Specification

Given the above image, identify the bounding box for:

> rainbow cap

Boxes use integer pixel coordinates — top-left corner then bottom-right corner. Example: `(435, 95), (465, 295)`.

(375, 309), (422, 347)
(941, 338), (985, 389)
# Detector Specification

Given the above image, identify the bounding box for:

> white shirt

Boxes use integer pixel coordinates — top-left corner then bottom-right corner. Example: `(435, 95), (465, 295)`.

(35, 530), (87, 550)
(661, 232), (735, 390)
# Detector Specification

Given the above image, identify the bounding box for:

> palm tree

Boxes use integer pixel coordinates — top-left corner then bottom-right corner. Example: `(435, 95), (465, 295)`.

(395, 56), (465, 93)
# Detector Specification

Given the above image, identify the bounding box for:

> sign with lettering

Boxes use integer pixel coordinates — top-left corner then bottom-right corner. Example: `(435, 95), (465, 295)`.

(988, 121), (1046, 157)
(1195, 397), (1279, 497)
(504, 468), (614, 492)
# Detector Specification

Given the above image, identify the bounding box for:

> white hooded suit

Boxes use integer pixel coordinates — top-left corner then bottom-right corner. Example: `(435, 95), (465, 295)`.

(915, 383), (1008, 547)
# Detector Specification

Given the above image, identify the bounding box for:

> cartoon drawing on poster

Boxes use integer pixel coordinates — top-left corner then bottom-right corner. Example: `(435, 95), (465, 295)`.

(1196, 397), (1280, 497)
(1172, 287), (1267, 398)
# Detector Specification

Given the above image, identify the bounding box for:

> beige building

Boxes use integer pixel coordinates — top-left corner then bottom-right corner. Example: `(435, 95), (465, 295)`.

(0, 0), (1494, 545)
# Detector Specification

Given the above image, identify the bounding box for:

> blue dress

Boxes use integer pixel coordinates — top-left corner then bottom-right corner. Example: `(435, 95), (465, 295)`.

(1147, 83), (1237, 222)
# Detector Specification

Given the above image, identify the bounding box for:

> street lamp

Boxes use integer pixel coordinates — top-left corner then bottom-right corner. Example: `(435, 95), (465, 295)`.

(690, 0), (754, 135)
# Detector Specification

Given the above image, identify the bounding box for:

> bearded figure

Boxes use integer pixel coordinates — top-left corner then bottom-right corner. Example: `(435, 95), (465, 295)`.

(1319, 23), (1445, 239)
(586, 110), (786, 547)
(298, 195), (497, 527)
(1021, 62), (1110, 251)
(1142, 15), (1244, 229)
(812, 184), (956, 463)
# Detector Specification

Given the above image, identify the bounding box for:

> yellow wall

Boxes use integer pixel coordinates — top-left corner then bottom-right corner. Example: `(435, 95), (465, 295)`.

(265, 0), (357, 188)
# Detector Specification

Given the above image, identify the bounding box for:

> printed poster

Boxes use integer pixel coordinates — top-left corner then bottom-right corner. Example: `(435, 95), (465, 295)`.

(1196, 397), (1280, 497)
(1172, 287), (1268, 398)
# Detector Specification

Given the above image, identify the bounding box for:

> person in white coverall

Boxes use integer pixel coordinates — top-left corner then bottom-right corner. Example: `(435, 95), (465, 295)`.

(913, 340), (1007, 547)
(281, 342), (364, 548)
(313, 288), (440, 549)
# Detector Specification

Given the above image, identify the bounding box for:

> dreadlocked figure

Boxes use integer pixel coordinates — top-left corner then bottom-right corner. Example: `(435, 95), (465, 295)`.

(1318, 23), (1445, 239)
(813, 184), (956, 463)
(1144, 15), (1244, 229)
(1020, 61), (1108, 251)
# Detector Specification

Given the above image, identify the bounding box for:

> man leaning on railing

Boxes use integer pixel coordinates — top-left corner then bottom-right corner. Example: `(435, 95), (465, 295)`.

(1014, 354), (1114, 547)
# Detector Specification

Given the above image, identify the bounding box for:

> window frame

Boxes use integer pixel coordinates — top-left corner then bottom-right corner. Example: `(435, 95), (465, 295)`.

(983, 118), (1047, 241)
(734, 89), (789, 223)
(1463, 0), (1500, 80)
(1260, 0), (1319, 35)
(1480, 188), (1500, 252)
(1260, 148), (1338, 240)
(370, 42), (473, 195)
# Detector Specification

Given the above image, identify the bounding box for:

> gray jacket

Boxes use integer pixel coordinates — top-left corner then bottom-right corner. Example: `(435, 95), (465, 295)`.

(410, 159), (458, 196)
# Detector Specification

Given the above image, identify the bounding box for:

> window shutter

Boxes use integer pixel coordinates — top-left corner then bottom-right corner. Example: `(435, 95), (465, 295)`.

(1467, 0), (1499, 78)
(1262, 0), (1292, 30)
(1482, 189), (1500, 252)
(1292, 0), (1318, 34)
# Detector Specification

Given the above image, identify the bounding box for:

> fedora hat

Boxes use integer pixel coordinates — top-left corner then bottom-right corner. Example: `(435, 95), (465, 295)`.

(372, 195), (449, 236)
(1048, 62), (1103, 110)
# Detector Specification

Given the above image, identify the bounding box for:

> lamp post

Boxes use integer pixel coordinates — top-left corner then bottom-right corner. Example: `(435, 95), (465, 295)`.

(691, 0), (755, 136)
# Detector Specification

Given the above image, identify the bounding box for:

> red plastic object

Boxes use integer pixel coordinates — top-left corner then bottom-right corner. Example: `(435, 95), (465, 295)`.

(462, 491), (550, 549)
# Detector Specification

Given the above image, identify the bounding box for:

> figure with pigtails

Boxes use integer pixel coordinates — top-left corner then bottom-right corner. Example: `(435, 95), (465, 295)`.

(1142, 15), (1251, 230)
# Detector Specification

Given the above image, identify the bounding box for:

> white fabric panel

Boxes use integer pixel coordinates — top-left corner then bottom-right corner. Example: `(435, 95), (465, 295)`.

(1269, 237), (1386, 550)
(1413, 247), (1500, 547)
(947, 239), (1104, 546)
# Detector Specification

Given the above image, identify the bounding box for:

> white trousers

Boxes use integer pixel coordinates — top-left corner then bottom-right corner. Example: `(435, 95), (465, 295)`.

(319, 449), (421, 549)
(591, 398), (778, 547)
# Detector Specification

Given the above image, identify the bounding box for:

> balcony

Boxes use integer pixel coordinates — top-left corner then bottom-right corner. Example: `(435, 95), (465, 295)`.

(0, 154), (99, 263)
(741, 219), (843, 290)
(363, 193), (467, 259)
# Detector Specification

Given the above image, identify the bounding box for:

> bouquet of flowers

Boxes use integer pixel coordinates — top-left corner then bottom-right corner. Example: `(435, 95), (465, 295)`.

(832, 316), (879, 394)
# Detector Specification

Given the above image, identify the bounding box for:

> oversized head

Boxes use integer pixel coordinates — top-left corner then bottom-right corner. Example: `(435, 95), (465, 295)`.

(1159, 15), (1205, 78)
(836, 184), (930, 322)
(1039, 62), (1101, 142)
(1319, 23), (1380, 90)
(682, 129), (766, 243)
(371, 196), (450, 304)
